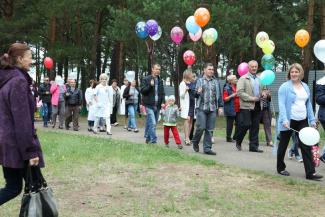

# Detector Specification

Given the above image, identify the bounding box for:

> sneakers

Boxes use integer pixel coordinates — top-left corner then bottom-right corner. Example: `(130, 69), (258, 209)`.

(295, 155), (303, 163)
(177, 144), (183, 149)
(306, 173), (323, 180)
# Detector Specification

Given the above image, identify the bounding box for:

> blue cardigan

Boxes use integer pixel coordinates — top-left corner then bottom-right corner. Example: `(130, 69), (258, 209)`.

(277, 80), (315, 132)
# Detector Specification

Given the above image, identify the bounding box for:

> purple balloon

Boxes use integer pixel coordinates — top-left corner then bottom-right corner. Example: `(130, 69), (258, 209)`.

(170, 26), (184, 44)
(237, 62), (249, 77)
(145, 20), (159, 36)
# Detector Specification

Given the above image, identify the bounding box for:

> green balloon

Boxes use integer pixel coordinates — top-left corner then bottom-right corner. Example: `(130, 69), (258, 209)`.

(260, 70), (275, 85)
(261, 54), (275, 70)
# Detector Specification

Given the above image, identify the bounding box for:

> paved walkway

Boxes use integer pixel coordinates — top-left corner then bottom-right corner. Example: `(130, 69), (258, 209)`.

(36, 121), (325, 184)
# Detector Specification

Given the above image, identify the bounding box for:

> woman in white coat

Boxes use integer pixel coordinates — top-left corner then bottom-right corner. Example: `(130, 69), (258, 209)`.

(120, 78), (129, 128)
(179, 69), (195, 146)
(93, 74), (113, 135)
(85, 80), (97, 131)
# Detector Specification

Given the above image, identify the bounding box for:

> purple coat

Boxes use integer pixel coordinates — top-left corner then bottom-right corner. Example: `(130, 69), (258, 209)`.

(0, 67), (44, 168)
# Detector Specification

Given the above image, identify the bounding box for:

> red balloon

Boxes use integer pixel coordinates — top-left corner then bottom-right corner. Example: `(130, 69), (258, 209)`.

(183, 50), (196, 66)
(44, 57), (53, 70)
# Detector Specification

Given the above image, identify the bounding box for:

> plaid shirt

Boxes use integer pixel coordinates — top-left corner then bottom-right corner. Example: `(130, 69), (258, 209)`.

(195, 76), (220, 111)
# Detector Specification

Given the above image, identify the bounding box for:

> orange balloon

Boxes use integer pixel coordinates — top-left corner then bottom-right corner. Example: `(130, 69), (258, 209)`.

(295, 29), (310, 48)
(194, 8), (210, 27)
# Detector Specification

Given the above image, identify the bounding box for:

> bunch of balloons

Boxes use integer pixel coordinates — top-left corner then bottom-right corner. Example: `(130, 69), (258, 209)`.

(135, 19), (162, 41)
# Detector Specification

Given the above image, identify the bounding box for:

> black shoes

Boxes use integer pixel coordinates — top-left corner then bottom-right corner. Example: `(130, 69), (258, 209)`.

(278, 170), (290, 176)
(193, 143), (199, 152)
(306, 174), (323, 181)
(226, 138), (235, 143)
(204, 150), (216, 155)
(249, 149), (263, 153)
(236, 144), (242, 151)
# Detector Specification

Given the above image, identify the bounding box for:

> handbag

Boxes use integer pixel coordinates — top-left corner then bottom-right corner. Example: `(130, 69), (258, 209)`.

(311, 145), (321, 167)
(19, 166), (59, 217)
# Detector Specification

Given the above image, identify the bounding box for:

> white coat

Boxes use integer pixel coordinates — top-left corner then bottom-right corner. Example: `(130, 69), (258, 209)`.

(179, 81), (190, 119)
(85, 87), (96, 121)
(119, 84), (127, 115)
(94, 84), (113, 118)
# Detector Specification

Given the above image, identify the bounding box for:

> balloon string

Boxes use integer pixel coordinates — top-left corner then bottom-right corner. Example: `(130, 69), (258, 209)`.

(301, 48), (304, 63)
(287, 127), (299, 133)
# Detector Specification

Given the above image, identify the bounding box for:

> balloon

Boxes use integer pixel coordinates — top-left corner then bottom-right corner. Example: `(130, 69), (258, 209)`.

(194, 8), (210, 27)
(44, 57), (53, 70)
(189, 28), (202, 42)
(299, 127), (320, 146)
(256, 31), (269, 48)
(183, 50), (196, 66)
(261, 54), (275, 70)
(170, 26), (184, 44)
(125, 71), (135, 82)
(237, 62), (249, 77)
(135, 21), (148, 39)
(202, 28), (218, 46)
(262, 40), (275, 54)
(145, 19), (158, 36)
(260, 70), (275, 85)
(186, 16), (200, 34)
(314, 40), (325, 63)
(150, 26), (162, 41)
(295, 29), (310, 48)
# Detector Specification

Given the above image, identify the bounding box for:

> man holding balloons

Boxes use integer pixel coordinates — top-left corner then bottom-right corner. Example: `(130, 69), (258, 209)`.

(236, 60), (263, 153)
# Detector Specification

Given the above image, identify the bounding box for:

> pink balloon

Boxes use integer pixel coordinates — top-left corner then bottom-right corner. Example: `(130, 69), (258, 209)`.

(189, 28), (202, 42)
(237, 62), (249, 76)
(183, 50), (196, 66)
(170, 26), (184, 44)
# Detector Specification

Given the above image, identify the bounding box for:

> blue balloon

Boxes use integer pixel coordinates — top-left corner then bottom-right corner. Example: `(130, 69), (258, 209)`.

(261, 54), (275, 70)
(186, 16), (200, 34)
(260, 70), (275, 85)
(135, 21), (148, 39)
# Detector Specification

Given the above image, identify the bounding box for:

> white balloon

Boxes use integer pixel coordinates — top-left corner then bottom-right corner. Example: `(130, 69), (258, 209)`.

(314, 40), (325, 64)
(298, 127), (320, 146)
(125, 71), (135, 82)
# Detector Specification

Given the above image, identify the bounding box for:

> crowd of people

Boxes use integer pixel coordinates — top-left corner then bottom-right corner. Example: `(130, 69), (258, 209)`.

(1, 43), (325, 207)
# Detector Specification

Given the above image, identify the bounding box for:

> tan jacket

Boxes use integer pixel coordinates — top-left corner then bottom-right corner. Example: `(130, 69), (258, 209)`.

(237, 73), (262, 110)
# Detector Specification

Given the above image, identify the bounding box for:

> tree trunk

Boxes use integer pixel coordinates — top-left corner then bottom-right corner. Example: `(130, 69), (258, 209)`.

(64, 57), (69, 81)
(101, 40), (110, 75)
(302, 0), (315, 83)
(109, 41), (124, 85)
(0, 0), (14, 21)
(90, 10), (103, 80)
(48, 16), (57, 80)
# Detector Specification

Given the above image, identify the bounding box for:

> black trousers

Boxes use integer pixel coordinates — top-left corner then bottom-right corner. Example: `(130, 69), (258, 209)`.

(226, 114), (238, 140)
(0, 167), (26, 206)
(277, 119), (315, 177)
(236, 106), (261, 150)
(110, 105), (118, 124)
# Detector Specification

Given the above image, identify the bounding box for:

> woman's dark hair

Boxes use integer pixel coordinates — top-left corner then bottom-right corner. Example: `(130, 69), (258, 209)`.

(0, 43), (30, 69)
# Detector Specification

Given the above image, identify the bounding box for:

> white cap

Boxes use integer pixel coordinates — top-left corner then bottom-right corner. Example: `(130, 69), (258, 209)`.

(168, 95), (175, 101)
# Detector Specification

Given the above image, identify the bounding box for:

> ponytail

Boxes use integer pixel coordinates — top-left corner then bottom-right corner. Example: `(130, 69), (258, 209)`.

(0, 53), (11, 69)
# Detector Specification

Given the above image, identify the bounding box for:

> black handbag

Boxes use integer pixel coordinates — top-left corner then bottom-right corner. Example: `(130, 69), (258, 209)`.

(19, 166), (59, 217)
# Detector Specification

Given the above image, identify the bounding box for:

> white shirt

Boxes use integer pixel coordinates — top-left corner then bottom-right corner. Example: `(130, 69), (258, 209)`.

(291, 87), (308, 121)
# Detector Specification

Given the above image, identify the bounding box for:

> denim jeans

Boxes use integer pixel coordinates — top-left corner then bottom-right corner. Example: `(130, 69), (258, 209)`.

(127, 104), (137, 129)
(192, 109), (216, 152)
(289, 132), (300, 156)
(42, 102), (52, 126)
(144, 107), (159, 143)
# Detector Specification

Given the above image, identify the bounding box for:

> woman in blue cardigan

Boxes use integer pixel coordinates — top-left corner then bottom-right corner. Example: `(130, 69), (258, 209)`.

(277, 63), (322, 180)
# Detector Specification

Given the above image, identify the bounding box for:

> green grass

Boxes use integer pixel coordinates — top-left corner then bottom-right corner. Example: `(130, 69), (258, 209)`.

(1, 131), (325, 217)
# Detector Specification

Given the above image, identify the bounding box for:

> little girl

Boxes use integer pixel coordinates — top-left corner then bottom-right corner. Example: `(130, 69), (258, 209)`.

(162, 95), (182, 149)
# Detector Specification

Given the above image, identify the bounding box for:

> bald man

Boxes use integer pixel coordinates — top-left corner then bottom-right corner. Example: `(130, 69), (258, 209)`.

(236, 60), (263, 153)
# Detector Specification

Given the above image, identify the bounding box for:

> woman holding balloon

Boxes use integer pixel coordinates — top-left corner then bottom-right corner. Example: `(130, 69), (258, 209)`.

(277, 63), (322, 180)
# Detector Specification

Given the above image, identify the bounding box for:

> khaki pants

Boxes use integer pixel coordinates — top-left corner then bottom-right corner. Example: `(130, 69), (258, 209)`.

(65, 105), (80, 130)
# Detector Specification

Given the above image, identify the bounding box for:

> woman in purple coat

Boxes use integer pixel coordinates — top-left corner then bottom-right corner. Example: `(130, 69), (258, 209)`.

(0, 43), (44, 205)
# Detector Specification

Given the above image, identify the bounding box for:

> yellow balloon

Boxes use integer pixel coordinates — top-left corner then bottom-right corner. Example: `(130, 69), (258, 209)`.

(262, 40), (275, 54)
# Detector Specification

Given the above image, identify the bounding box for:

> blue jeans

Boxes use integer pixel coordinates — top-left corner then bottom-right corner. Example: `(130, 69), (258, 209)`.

(289, 132), (300, 156)
(144, 107), (159, 143)
(42, 102), (52, 126)
(192, 109), (217, 152)
(127, 104), (137, 129)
